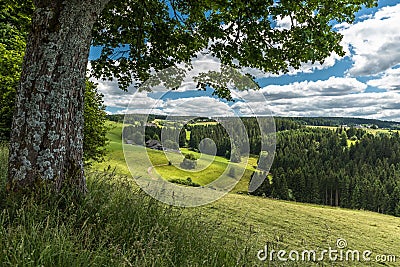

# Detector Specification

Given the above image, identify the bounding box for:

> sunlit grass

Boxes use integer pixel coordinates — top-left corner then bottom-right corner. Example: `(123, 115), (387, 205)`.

(2, 124), (400, 266)
(94, 121), (258, 192)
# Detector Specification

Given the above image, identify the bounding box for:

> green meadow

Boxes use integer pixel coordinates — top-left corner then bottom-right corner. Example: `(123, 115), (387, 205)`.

(306, 125), (398, 135)
(2, 121), (399, 266)
(89, 121), (400, 266)
(306, 125), (400, 147)
(94, 121), (258, 193)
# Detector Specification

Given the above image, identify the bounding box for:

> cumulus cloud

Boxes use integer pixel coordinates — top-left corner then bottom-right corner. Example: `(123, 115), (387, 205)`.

(287, 53), (342, 75)
(86, 3), (400, 122)
(275, 14), (309, 30)
(232, 77), (400, 121)
(340, 3), (400, 76)
(162, 96), (234, 117)
(88, 55), (224, 110)
(276, 15), (293, 30)
(175, 53), (223, 91)
(87, 62), (140, 108)
(92, 79), (139, 108)
(236, 77), (367, 101)
(243, 4), (400, 78)
(233, 91), (400, 121)
(115, 107), (165, 115)
(114, 94), (235, 117)
(240, 50), (341, 79)
(367, 67), (400, 90)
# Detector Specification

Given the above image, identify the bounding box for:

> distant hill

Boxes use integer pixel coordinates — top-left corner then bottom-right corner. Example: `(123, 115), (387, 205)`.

(280, 117), (400, 129)
(108, 114), (400, 129)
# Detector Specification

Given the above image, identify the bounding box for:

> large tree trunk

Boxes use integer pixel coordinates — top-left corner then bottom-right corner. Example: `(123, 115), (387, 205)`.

(7, 0), (108, 193)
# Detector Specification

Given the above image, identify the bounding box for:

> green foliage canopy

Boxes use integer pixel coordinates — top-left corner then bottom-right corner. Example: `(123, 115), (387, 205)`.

(91, 0), (377, 97)
(83, 80), (109, 163)
(0, 0), (33, 140)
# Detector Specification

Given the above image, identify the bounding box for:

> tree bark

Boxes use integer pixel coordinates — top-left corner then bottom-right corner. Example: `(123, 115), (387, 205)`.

(7, 0), (109, 193)
(335, 188), (339, 207)
(325, 187), (328, 205)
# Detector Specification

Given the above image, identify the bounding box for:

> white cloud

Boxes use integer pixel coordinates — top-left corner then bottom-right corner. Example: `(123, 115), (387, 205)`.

(233, 91), (400, 121)
(162, 96), (234, 117)
(287, 53), (342, 75)
(232, 77), (400, 121)
(94, 79), (138, 108)
(276, 15), (293, 30)
(115, 94), (235, 117)
(231, 101), (274, 116)
(116, 107), (165, 115)
(236, 77), (367, 101)
(87, 62), (140, 108)
(240, 50), (342, 79)
(340, 4), (400, 76)
(367, 67), (400, 90)
(276, 14), (308, 30)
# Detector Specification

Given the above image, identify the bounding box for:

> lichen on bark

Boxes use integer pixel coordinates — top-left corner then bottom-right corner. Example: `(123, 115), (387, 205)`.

(8, 0), (110, 193)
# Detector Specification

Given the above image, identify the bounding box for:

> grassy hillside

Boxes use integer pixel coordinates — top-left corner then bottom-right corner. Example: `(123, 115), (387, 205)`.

(306, 125), (399, 147)
(90, 122), (400, 266)
(196, 194), (400, 266)
(307, 125), (398, 135)
(2, 121), (400, 266)
(93, 121), (257, 192)
(92, 121), (129, 175)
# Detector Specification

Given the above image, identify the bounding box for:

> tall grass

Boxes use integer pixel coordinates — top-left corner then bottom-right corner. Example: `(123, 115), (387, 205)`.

(0, 143), (258, 266)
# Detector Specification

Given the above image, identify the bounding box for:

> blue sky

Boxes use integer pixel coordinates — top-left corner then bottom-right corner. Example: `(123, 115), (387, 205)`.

(89, 1), (400, 121)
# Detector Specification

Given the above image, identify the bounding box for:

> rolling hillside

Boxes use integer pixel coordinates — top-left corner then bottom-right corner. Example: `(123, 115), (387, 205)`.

(91, 121), (400, 266)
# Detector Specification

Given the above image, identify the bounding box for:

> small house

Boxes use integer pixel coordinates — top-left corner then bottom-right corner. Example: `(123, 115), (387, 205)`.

(146, 139), (163, 150)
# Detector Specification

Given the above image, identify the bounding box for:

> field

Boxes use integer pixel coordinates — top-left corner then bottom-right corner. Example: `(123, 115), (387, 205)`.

(306, 125), (398, 135)
(2, 122), (399, 266)
(89, 121), (400, 266)
(93, 121), (258, 193)
(197, 192), (400, 266)
(306, 125), (400, 147)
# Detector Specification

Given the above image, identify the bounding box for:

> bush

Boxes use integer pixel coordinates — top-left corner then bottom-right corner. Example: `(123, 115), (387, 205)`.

(180, 153), (197, 169)
(169, 177), (201, 187)
(164, 139), (179, 150)
(132, 132), (144, 145)
(184, 153), (197, 160)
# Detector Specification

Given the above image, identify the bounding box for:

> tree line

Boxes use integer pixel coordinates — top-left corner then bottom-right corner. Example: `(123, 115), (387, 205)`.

(289, 117), (400, 129)
(252, 127), (400, 217)
(122, 124), (186, 149)
(187, 117), (301, 157)
(125, 117), (400, 216)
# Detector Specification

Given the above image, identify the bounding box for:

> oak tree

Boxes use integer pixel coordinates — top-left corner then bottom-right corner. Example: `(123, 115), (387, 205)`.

(7, 0), (377, 193)
(0, 0), (108, 164)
